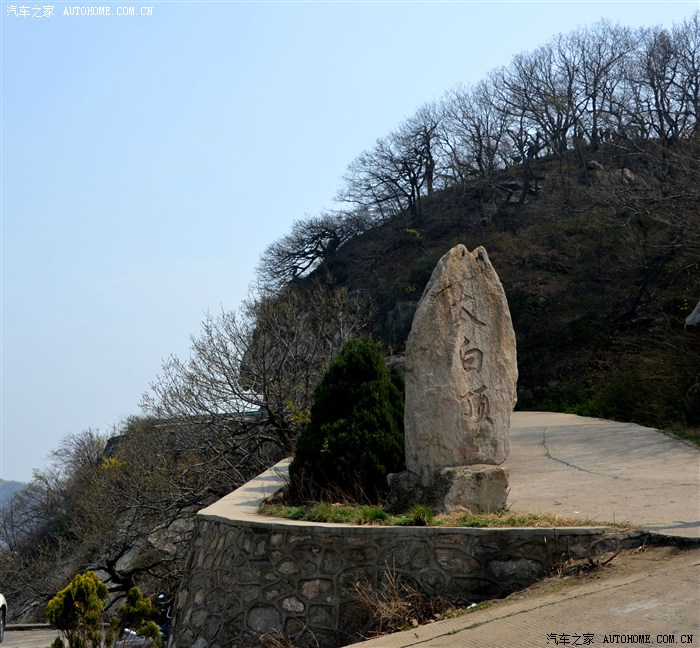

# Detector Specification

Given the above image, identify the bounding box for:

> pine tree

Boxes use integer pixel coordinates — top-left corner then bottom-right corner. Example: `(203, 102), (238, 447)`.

(289, 338), (405, 504)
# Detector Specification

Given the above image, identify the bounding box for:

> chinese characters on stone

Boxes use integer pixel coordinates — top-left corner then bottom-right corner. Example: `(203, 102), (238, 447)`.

(454, 285), (492, 425)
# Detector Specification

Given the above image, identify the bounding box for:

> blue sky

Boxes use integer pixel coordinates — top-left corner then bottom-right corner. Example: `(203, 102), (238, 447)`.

(2, 0), (697, 483)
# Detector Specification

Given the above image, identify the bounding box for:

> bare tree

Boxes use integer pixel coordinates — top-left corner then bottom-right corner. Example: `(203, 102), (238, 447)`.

(566, 21), (633, 150)
(141, 280), (370, 451)
(338, 104), (443, 222)
(0, 431), (106, 553)
(400, 102), (444, 200)
(626, 23), (697, 145)
(440, 80), (510, 186)
(502, 42), (582, 159)
(0, 416), (290, 621)
(0, 430), (112, 619)
(672, 13), (700, 138)
(257, 209), (372, 289)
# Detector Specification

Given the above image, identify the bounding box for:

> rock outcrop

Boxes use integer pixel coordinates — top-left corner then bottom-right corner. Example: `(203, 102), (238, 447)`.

(389, 244), (517, 513)
(404, 244), (518, 481)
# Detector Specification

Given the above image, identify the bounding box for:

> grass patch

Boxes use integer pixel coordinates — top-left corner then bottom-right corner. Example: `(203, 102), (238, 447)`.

(441, 511), (625, 528)
(258, 503), (629, 529)
(393, 504), (435, 527)
(662, 425), (700, 448)
(261, 502), (391, 525)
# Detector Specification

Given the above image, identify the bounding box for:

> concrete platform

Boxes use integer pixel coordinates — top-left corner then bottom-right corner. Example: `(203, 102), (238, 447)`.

(504, 412), (700, 538)
(356, 411), (700, 647)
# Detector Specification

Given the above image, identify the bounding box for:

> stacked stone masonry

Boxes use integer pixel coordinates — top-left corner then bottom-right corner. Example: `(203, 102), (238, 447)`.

(170, 513), (650, 647)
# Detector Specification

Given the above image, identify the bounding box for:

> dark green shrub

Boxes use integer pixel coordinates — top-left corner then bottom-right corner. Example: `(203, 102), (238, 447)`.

(289, 338), (405, 504)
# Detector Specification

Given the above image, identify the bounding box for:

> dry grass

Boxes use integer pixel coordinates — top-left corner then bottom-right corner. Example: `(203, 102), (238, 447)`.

(259, 629), (319, 648)
(351, 569), (455, 638)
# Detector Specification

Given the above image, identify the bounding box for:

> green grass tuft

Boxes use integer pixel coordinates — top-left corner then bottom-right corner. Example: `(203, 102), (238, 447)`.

(259, 503), (630, 529)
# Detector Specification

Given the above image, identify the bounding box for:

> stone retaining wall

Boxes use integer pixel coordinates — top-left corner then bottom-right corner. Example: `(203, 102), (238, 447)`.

(168, 461), (649, 648)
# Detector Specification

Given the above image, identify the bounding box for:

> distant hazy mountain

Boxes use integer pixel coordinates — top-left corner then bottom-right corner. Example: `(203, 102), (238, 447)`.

(1, 479), (26, 506)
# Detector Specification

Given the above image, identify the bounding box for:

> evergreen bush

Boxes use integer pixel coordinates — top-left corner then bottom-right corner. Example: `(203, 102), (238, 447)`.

(45, 571), (108, 648)
(106, 586), (161, 647)
(289, 337), (405, 504)
(46, 573), (161, 648)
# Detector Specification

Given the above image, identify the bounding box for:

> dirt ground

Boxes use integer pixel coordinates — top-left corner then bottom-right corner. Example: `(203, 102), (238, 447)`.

(496, 543), (699, 605)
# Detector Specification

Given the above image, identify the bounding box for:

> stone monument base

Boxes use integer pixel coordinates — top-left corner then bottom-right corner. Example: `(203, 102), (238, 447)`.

(385, 465), (509, 515)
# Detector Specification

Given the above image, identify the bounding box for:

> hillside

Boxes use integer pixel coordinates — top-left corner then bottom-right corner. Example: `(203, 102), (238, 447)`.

(0, 480), (26, 506)
(313, 142), (700, 432)
(253, 14), (700, 433)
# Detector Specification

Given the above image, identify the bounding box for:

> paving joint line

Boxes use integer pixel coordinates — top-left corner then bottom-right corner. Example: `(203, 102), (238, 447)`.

(541, 427), (623, 479)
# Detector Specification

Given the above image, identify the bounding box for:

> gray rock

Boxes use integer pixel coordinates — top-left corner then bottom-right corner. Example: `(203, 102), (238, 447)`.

(685, 299), (700, 327)
(439, 465), (509, 513)
(385, 465), (509, 514)
(620, 167), (636, 185)
(247, 604), (281, 633)
(588, 161), (638, 186)
(404, 244), (518, 485)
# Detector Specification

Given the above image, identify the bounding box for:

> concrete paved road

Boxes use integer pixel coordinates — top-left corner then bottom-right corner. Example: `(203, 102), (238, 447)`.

(2, 628), (58, 647)
(504, 412), (700, 537)
(357, 412), (700, 647)
(2, 629), (154, 647)
(357, 546), (700, 647)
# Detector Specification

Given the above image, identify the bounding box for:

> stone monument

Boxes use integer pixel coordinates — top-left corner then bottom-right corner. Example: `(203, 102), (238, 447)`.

(387, 244), (518, 514)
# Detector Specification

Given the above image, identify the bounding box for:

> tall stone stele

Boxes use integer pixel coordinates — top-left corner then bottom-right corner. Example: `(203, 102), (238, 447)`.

(387, 244), (518, 514)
